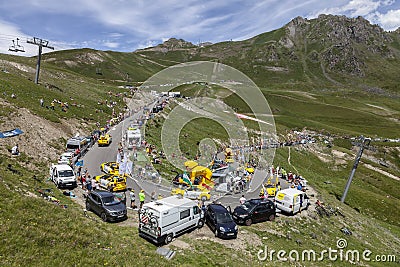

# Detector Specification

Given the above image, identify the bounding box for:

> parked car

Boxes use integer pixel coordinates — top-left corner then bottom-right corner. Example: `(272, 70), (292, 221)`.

(232, 198), (276, 226)
(205, 203), (238, 239)
(85, 190), (127, 222)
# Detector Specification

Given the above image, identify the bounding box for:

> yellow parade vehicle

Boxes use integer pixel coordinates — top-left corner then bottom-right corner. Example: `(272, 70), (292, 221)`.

(95, 173), (127, 192)
(98, 134), (112, 146)
(100, 162), (119, 175)
(171, 186), (211, 202)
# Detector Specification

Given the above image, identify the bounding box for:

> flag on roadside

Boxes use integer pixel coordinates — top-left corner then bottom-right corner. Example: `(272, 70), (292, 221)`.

(126, 161), (133, 176)
(119, 161), (127, 175)
(182, 172), (192, 186)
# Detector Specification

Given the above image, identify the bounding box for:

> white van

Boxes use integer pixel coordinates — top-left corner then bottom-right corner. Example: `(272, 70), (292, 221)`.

(50, 164), (77, 188)
(275, 188), (309, 215)
(126, 128), (141, 150)
(138, 196), (204, 245)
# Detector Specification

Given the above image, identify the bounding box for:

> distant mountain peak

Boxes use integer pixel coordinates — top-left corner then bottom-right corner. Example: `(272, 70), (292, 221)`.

(138, 38), (195, 52)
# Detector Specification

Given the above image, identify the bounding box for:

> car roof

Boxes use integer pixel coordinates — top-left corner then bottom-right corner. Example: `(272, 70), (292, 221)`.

(92, 190), (114, 197)
(52, 164), (73, 171)
(276, 188), (304, 197)
(145, 196), (196, 212)
(247, 198), (273, 204)
(208, 203), (229, 213)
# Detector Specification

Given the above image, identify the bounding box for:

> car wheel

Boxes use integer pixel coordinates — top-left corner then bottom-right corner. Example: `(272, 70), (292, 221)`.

(245, 218), (252, 226)
(165, 234), (173, 244)
(197, 219), (204, 229)
(214, 229), (219, 237)
(269, 214), (275, 221)
(101, 212), (108, 222)
(85, 202), (91, 212)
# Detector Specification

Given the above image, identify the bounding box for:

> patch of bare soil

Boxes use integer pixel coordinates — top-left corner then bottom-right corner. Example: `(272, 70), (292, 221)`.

(0, 99), (84, 166)
(189, 225), (263, 251)
(0, 60), (36, 73)
(331, 149), (352, 165)
(364, 163), (400, 181)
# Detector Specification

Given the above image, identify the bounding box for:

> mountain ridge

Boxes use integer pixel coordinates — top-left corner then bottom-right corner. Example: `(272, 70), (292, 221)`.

(24, 14), (398, 94)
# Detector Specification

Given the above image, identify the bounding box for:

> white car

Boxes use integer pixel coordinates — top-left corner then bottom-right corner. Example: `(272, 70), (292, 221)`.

(61, 152), (74, 159)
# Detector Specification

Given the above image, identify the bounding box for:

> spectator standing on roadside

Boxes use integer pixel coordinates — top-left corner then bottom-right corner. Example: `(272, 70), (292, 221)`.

(129, 189), (137, 209)
(91, 177), (97, 191)
(201, 201), (206, 214)
(76, 166), (82, 184)
(81, 173), (86, 190)
(40, 98), (44, 107)
(86, 175), (92, 192)
(139, 190), (145, 209)
(239, 195), (246, 205)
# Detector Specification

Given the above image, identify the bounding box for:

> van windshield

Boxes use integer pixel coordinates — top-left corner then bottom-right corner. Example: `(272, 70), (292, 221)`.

(58, 170), (74, 177)
(216, 212), (233, 224)
(66, 144), (79, 150)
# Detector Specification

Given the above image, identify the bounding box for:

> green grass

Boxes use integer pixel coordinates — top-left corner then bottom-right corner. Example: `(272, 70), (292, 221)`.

(273, 147), (400, 227)
(0, 20), (399, 265)
(0, 54), (131, 128)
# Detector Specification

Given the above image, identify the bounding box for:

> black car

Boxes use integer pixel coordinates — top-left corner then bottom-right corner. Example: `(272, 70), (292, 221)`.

(85, 190), (127, 222)
(232, 198), (276, 226)
(205, 203), (238, 239)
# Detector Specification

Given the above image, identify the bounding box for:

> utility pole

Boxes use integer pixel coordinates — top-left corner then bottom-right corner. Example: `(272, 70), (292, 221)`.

(340, 136), (371, 203)
(27, 37), (54, 84)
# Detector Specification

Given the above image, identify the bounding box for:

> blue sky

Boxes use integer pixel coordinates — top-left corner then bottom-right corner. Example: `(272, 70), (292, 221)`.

(0, 0), (399, 56)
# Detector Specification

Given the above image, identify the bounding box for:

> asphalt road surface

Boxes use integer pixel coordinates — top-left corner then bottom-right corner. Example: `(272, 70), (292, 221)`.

(82, 98), (288, 208)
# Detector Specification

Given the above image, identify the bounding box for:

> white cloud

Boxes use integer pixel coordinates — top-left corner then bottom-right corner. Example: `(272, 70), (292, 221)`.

(0, 20), (37, 56)
(107, 33), (124, 38)
(103, 41), (120, 49)
(372, 9), (400, 30)
(307, 0), (400, 31)
(134, 40), (159, 50)
(1, 0), (399, 54)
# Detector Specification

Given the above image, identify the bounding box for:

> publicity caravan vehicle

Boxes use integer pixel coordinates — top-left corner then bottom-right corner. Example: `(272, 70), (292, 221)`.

(66, 136), (89, 156)
(138, 196), (204, 245)
(274, 188), (309, 215)
(126, 128), (141, 150)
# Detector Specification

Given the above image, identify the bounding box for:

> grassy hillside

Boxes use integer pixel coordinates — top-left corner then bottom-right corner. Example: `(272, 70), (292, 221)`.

(0, 53), (130, 127)
(0, 14), (399, 266)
